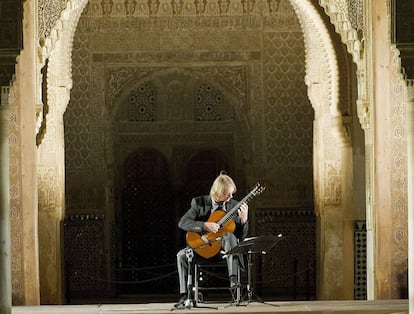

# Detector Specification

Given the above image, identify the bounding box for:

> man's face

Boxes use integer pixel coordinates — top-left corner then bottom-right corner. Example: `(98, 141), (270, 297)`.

(217, 187), (235, 203)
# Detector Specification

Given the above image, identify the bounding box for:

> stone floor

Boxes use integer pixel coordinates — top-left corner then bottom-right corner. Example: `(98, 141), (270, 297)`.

(12, 299), (408, 314)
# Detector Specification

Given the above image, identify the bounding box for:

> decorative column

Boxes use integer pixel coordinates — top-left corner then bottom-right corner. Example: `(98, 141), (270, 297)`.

(364, 0), (378, 300)
(0, 87), (12, 314)
(0, 17), (22, 314)
(407, 79), (414, 313)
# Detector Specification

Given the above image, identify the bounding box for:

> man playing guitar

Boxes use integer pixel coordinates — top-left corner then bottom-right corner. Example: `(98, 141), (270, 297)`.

(174, 171), (248, 309)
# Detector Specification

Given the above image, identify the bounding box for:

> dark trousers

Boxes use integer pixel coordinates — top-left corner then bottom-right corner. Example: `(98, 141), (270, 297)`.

(176, 233), (240, 294)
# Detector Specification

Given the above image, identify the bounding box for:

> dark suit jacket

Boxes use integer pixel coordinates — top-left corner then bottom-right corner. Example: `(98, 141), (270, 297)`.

(178, 195), (249, 240)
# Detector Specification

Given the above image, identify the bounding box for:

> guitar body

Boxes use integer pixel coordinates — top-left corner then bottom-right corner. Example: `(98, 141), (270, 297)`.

(186, 210), (236, 259)
(185, 182), (265, 259)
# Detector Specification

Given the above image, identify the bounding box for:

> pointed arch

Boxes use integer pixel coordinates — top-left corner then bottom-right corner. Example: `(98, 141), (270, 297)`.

(40, 0), (359, 302)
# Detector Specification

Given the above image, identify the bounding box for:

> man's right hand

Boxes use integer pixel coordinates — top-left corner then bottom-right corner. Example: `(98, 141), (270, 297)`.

(204, 222), (220, 233)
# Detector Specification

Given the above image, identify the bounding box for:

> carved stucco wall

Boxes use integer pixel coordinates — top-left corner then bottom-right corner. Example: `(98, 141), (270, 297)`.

(65, 0), (313, 215)
(12, 0), (406, 304)
(61, 0), (315, 298)
(8, 0), (89, 305)
(389, 46), (408, 297)
(288, 0), (357, 299)
(38, 0), (67, 39)
(35, 0), (350, 303)
(8, 0), (43, 305)
(318, 0), (408, 298)
(8, 81), (26, 305)
(0, 0), (312, 304)
(105, 65), (249, 177)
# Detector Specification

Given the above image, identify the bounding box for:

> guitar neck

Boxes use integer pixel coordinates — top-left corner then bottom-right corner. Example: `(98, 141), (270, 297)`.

(217, 188), (258, 226)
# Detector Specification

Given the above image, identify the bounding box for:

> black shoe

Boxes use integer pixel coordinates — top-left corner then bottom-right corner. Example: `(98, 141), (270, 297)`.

(174, 295), (187, 309)
(229, 276), (241, 288)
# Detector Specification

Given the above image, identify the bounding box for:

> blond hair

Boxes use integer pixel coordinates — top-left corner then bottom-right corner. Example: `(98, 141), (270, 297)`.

(209, 171), (237, 201)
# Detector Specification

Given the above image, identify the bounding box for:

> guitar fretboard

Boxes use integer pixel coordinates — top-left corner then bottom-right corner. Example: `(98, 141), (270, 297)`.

(217, 183), (265, 227)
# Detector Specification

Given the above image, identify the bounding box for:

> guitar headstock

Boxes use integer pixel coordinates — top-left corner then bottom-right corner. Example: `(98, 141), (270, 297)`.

(252, 182), (266, 196)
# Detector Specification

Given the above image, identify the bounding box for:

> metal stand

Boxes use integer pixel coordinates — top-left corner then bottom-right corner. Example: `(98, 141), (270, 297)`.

(224, 234), (283, 307)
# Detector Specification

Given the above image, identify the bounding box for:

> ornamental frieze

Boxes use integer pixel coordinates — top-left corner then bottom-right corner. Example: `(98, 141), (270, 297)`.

(106, 65), (247, 105)
(83, 0), (286, 17)
(94, 51), (261, 63)
(87, 30), (262, 52)
(77, 16), (268, 32)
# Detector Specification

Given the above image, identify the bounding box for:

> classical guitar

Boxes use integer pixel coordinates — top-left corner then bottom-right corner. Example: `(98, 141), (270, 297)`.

(186, 182), (266, 259)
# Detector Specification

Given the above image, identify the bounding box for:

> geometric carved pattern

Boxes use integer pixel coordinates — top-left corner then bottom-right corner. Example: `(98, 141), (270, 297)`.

(84, 0), (285, 17)
(65, 0), (313, 299)
(347, 0), (364, 31)
(390, 55), (409, 298)
(65, 33), (92, 170)
(253, 208), (316, 299)
(264, 31), (312, 166)
(129, 83), (156, 121)
(37, 0), (67, 39)
(263, 30), (314, 207)
(195, 84), (224, 121)
(354, 220), (367, 300)
(62, 1), (323, 301)
(105, 65), (245, 115)
(120, 149), (176, 294)
(334, 0), (363, 31)
(63, 214), (108, 298)
(9, 98), (25, 304)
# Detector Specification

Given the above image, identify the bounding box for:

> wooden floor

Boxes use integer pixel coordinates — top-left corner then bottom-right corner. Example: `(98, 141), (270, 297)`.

(12, 299), (408, 314)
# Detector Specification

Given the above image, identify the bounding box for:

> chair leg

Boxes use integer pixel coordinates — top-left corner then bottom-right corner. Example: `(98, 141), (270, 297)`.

(193, 264), (207, 304)
(194, 261), (241, 305)
(237, 268), (241, 302)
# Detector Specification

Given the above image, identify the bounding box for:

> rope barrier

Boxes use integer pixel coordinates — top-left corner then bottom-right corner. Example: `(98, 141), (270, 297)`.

(199, 265), (315, 285)
(69, 262), (314, 286)
(72, 269), (178, 284)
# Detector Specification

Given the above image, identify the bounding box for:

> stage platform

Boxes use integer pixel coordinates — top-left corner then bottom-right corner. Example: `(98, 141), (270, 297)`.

(12, 299), (408, 314)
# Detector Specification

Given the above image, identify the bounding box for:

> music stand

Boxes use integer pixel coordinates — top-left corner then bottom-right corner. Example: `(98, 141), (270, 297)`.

(224, 234), (283, 306)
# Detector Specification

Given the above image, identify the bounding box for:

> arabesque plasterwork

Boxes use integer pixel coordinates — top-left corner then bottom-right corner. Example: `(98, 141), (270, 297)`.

(5, 0), (407, 303)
